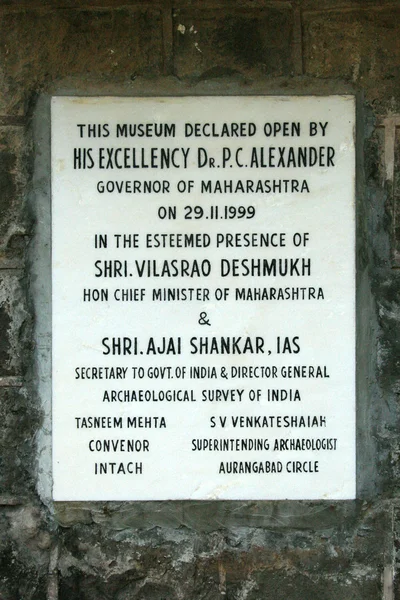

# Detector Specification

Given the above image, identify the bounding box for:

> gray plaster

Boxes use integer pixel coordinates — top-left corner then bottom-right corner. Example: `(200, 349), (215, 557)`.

(29, 94), (52, 507)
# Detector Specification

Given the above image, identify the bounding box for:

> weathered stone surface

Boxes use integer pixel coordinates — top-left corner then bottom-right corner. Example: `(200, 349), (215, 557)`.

(0, 8), (163, 114)
(173, 8), (294, 78)
(55, 499), (365, 531)
(301, 0), (386, 8)
(0, 271), (30, 377)
(303, 8), (400, 112)
(0, 270), (31, 376)
(0, 549), (46, 600)
(0, 126), (30, 253)
(0, 387), (39, 494)
(372, 273), (400, 498)
(0, 0), (160, 5)
(0, 506), (49, 600)
(56, 503), (390, 600)
(175, 0), (276, 5)
(355, 121), (399, 497)
(394, 506), (400, 600)
(392, 125), (400, 263)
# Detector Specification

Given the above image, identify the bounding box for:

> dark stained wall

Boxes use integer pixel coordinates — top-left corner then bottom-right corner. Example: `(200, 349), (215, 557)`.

(0, 1), (400, 599)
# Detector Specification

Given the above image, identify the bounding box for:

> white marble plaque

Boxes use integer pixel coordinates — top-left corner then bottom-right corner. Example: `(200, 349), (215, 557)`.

(51, 96), (356, 501)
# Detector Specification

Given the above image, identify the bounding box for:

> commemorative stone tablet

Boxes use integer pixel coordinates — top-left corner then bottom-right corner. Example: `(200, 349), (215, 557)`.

(51, 96), (356, 501)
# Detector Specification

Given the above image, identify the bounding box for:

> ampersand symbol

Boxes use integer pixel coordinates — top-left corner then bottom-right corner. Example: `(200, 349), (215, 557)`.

(198, 311), (211, 326)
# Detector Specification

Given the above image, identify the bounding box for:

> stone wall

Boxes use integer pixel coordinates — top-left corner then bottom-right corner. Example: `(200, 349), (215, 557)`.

(1, 1), (400, 598)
